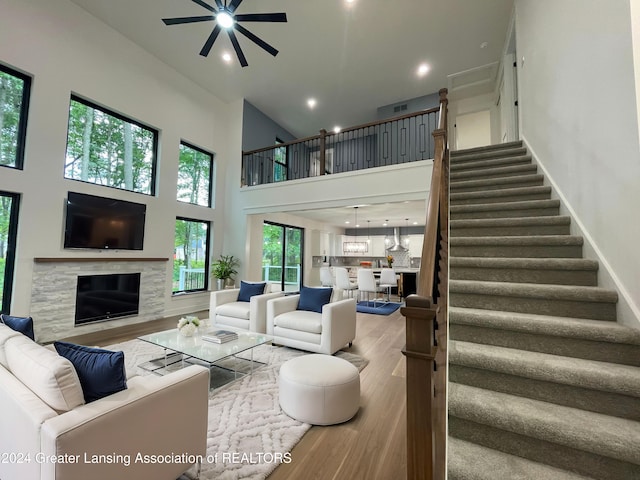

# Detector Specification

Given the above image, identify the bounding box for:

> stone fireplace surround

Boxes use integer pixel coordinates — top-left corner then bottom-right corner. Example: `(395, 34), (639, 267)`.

(32, 258), (168, 343)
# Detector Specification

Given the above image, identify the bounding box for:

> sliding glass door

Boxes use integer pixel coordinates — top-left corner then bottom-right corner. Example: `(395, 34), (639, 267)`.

(263, 222), (303, 292)
(0, 192), (19, 313)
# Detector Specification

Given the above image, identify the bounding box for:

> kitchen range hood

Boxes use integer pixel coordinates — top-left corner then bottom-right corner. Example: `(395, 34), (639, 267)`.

(387, 227), (409, 252)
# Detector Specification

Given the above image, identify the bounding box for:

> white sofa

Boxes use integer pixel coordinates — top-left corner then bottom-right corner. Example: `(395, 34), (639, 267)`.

(266, 294), (356, 355)
(0, 323), (209, 480)
(209, 283), (283, 333)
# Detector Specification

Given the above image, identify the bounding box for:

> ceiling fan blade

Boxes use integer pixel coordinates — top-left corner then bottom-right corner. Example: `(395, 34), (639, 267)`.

(227, 29), (248, 67)
(234, 24), (279, 57)
(213, 0), (223, 8)
(199, 24), (222, 57)
(163, 15), (216, 26)
(227, 0), (244, 13)
(234, 13), (287, 23)
(190, 0), (217, 13)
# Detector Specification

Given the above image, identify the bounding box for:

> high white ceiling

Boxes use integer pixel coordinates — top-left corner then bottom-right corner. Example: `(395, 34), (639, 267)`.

(69, 0), (513, 229)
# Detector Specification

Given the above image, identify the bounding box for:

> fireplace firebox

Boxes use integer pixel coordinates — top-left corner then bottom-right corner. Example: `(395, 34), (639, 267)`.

(75, 273), (141, 325)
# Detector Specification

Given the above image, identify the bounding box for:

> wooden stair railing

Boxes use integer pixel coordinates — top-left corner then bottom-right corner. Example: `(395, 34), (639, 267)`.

(401, 87), (449, 480)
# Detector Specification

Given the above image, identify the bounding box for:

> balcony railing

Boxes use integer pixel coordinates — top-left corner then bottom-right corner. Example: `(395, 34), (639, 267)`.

(241, 107), (441, 186)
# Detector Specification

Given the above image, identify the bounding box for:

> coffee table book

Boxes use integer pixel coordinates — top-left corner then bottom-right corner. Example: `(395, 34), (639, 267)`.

(202, 330), (239, 344)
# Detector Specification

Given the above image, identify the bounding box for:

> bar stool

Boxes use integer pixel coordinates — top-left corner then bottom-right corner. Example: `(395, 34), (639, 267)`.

(378, 268), (398, 303)
(335, 267), (358, 299)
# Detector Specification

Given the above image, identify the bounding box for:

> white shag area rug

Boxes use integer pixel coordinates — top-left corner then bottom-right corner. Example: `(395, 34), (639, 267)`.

(105, 339), (368, 480)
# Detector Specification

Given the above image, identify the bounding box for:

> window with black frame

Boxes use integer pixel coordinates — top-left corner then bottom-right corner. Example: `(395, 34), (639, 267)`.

(0, 64), (31, 170)
(64, 95), (158, 195)
(177, 141), (214, 207)
(274, 137), (287, 182)
(0, 192), (19, 313)
(173, 218), (210, 294)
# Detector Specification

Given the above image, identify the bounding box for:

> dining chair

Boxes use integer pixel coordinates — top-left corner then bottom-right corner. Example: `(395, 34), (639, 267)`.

(356, 268), (384, 307)
(320, 266), (333, 287)
(334, 267), (358, 299)
(378, 268), (398, 302)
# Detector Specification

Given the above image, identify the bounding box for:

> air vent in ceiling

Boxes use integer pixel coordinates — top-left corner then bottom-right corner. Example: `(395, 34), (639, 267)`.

(393, 104), (408, 113)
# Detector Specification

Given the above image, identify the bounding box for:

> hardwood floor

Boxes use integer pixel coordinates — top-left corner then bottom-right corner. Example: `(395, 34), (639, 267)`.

(62, 304), (408, 480)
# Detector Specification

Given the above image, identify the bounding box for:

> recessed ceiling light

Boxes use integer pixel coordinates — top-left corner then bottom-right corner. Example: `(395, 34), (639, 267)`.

(345, 220), (350, 224)
(307, 98), (317, 109)
(216, 11), (234, 29)
(222, 52), (232, 63)
(417, 63), (430, 77)
(333, 126), (341, 133)
(480, 41), (488, 49)
(413, 221), (418, 225)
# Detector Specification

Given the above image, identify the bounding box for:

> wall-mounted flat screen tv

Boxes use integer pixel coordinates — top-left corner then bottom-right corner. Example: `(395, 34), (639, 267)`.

(64, 191), (146, 250)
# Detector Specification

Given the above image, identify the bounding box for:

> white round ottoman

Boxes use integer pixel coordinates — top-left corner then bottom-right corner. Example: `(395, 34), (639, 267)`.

(279, 354), (360, 425)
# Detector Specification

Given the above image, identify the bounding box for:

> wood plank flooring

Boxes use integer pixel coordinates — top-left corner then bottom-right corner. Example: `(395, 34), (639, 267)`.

(62, 304), (408, 480)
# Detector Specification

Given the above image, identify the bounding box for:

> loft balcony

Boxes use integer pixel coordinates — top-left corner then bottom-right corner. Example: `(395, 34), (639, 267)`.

(241, 106), (442, 187)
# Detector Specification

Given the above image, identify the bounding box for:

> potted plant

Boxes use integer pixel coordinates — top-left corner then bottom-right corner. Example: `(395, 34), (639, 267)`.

(212, 254), (239, 290)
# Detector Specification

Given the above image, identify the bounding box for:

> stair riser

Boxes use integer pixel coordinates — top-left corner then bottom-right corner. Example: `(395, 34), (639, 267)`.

(451, 224), (570, 237)
(451, 179), (545, 193)
(449, 324), (640, 367)
(451, 166), (538, 182)
(449, 292), (617, 321)
(451, 147), (527, 163)
(450, 266), (597, 286)
(450, 156), (532, 172)
(448, 417), (640, 480)
(451, 206), (560, 220)
(451, 192), (552, 206)
(450, 365), (640, 421)
(450, 244), (583, 258)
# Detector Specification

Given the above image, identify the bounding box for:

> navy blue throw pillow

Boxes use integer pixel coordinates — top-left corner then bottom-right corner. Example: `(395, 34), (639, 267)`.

(297, 287), (332, 313)
(0, 314), (35, 341)
(237, 281), (266, 302)
(54, 341), (127, 403)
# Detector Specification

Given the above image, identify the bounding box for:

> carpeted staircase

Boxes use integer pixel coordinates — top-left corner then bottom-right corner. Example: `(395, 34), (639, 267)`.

(447, 141), (640, 479)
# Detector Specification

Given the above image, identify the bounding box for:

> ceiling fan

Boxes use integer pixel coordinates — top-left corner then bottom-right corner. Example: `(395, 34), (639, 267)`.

(162, 0), (287, 67)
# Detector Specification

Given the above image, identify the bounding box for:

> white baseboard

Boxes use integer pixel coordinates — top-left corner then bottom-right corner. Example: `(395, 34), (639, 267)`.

(523, 137), (640, 330)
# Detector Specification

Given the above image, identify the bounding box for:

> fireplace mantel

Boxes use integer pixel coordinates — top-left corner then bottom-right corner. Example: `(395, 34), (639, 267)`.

(34, 257), (169, 263)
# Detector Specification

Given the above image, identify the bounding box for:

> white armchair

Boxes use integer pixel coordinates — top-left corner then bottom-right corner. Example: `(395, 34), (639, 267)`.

(209, 282), (283, 334)
(267, 293), (356, 355)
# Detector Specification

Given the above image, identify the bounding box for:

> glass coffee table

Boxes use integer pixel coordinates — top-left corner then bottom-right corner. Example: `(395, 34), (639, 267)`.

(137, 329), (273, 389)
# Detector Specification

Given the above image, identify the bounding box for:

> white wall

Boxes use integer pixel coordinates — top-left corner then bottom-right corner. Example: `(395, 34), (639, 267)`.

(516, 0), (640, 327)
(0, 0), (233, 334)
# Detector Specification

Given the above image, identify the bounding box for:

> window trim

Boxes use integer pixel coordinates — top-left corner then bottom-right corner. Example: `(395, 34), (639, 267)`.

(177, 140), (214, 208)
(0, 63), (31, 171)
(0, 191), (20, 314)
(173, 216), (211, 295)
(65, 94), (159, 196)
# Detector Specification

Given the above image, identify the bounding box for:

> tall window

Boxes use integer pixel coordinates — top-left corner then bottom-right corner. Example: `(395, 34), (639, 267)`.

(173, 218), (210, 294)
(0, 64), (30, 170)
(273, 138), (287, 182)
(177, 141), (213, 207)
(0, 192), (19, 313)
(262, 222), (303, 292)
(64, 95), (158, 195)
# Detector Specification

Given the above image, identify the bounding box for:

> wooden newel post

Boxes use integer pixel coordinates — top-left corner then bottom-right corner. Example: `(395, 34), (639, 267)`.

(402, 294), (438, 480)
(319, 129), (327, 176)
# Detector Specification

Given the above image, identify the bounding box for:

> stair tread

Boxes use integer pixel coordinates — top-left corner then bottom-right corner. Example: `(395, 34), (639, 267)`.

(449, 307), (640, 345)
(451, 199), (560, 213)
(450, 279), (618, 303)
(450, 173), (544, 189)
(451, 164), (537, 179)
(449, 383), (640, 465)
(450, 155), (532, 171)
(451, 235), (583, 246)
(451, 141), (524, 157)
(450, 340), (640, 397)
(451, 216), (571, 228)
(448, 437), (593, 480)
(450, 256), (598, 270)
(451, 185), (552, 201)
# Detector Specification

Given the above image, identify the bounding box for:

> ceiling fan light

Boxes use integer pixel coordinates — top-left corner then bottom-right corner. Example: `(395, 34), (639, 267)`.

(216, 11), (234, 29)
